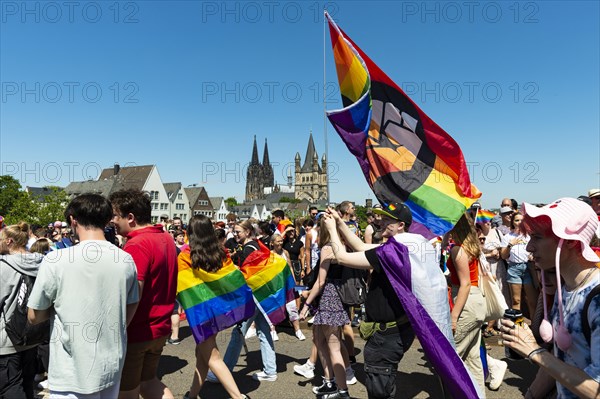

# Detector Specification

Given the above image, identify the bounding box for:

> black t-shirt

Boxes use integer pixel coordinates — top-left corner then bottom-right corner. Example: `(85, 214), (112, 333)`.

(283, 238), (304, 262)
(364, 248), (406, 323)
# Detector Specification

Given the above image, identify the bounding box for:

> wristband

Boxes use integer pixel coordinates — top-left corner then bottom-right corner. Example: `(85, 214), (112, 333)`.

(527, 348), (546, 363)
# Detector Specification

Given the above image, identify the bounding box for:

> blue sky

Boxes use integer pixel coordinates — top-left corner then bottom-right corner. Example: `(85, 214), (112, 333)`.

(1, 1), (598, 209)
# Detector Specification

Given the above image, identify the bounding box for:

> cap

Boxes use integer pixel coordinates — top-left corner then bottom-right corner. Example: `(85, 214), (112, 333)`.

(577, 195), (592, 206)
(500, 206), (513, 214)
(160, 214), (169, 219)
(373, 202), (412, 226)
(523, 198), (600, 263)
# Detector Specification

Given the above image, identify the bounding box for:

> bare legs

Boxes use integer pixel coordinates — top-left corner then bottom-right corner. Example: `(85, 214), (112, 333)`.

(189, 334), (244, 399)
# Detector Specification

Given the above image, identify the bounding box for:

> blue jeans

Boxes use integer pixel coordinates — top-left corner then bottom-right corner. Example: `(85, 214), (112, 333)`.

(223, 308), (277, 375)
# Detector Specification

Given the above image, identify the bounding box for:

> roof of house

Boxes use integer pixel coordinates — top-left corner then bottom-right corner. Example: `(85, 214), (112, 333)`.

(209, 196), (224, 209)
(98, 165), (154, 191)
(64, 180), (116, 198)
(163, 182), (182, 202)
(26, 186), (64, 202)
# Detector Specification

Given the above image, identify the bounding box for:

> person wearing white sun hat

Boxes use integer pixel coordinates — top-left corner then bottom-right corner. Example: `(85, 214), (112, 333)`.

(500, 198), (600, 399)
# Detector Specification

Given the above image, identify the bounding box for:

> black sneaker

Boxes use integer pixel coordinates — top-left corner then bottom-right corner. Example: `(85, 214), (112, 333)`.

(183, 391), (197, 399)
(322, 391), (351, 399)
(312, 381), (337, 396)
(349, 355), (357, 365)
(168, 338), (182, 345)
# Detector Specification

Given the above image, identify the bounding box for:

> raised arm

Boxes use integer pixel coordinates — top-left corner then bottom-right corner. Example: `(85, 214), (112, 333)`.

(328, 207), (378, 252)
(324, 214), (373, 270)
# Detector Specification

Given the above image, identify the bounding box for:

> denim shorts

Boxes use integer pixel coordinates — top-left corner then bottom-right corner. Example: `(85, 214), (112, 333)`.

(506, 262), (533, 285)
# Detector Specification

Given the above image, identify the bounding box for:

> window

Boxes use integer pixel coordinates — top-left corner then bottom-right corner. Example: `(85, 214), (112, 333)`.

(149, 191), (159, 200)
(176, 203), (184, 210)
(160, 203), (168, 210)
(151, 216), (158, 223)
(178, 193), (183, 200)
(182, 214), (187, 221)
(198, 199), (208, 206)
(152, 203), (158, 210)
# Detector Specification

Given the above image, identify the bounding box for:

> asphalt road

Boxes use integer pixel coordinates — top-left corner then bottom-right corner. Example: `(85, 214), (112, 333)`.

(157, 321), (537, 399)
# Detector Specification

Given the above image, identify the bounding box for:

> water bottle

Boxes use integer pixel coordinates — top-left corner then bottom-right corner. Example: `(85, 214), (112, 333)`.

(503, 308), (524, 360)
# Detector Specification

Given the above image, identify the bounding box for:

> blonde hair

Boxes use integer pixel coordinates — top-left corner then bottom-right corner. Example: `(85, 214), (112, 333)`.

(2, 222), (30, 249)
(451, 213), (481, 260)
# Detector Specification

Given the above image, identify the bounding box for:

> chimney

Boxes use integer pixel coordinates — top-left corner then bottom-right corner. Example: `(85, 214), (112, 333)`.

(114, 163), (120, 175)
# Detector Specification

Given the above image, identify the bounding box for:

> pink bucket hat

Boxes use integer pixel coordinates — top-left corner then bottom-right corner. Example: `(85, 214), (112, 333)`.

(522, 198), (600, 263)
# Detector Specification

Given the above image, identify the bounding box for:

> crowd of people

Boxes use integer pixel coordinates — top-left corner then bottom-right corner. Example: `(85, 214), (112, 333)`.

(1, 188), (599, 399)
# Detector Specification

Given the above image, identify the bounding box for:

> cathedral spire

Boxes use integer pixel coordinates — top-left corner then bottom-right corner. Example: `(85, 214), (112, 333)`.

(250, 135), (259, 165)
(262, 138), (270, 166)
(301, 130), (319, 173)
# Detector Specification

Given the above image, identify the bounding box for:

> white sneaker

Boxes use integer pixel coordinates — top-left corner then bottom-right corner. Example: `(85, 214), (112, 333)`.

(37, 379), (49, 390)
(252, 371), (277, 381)
(307, 316), (315, 325)
(271, 330), (279, 342)
(295, 330), (306, 341)
(245, 326), (257, 339)
(293, 362), (315, 379)
(488, 359), (507, 391)
(346, 367), (357, 385)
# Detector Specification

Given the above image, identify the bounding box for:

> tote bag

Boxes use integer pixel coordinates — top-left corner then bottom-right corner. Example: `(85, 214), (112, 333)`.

(479, 257), (507, 322)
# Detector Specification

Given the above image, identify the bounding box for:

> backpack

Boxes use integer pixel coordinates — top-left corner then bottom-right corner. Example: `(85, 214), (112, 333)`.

(335, 267), (367, 306)
(582, 284), (600, 345)
(0, 259), (50, 347)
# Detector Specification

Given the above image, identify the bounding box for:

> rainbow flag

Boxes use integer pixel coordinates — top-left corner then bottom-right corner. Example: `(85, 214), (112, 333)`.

(241, 241), (296, 325)
(325, 13), (481, 238)
(177, 250), (255, 344)
(476, 209), (496, 224)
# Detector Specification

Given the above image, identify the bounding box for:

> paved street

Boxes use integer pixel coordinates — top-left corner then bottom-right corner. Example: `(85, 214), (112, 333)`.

(157, 321), (537, 399)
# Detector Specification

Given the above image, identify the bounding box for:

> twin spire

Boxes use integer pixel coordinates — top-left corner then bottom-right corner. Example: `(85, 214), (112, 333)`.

(250, 135), (271, 166)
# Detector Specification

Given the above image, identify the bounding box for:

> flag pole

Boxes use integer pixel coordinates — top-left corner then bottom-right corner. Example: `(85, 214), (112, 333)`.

(323, 9), (330, 204)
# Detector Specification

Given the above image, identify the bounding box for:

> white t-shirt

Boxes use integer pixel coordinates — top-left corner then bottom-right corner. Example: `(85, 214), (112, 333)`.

(501, 232), (530, 263)
(28, 240), (139, 394)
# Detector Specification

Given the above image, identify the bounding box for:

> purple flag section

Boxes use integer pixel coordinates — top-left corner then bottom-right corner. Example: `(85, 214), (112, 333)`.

(376, 239), (482, 399)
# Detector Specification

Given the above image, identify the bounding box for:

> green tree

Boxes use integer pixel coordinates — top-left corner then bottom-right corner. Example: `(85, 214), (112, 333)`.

(0, 175), (23, 216)
(37, 186), (69, 225)
(355, 205), (368, 230)
(279, 197), (301, 204)
(225, 197), (238, 209)
(5, 191), (39, 225)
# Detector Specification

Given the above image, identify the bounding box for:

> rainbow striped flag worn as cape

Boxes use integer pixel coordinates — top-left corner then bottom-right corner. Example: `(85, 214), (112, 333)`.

(325, 12), (481, 238)
(241, 241), (296, 325)
(177, 250), (255, 344)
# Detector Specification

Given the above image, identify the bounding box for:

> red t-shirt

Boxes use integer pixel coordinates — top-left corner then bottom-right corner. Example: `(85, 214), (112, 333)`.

(124, 225), (178, 343)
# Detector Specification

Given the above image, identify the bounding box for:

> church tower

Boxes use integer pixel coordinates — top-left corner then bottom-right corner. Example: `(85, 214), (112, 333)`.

(262, 138), (274, 188)
(245, 136), (263, 202)
(294, 131), (328, 203)
(245, 136), (275, 202)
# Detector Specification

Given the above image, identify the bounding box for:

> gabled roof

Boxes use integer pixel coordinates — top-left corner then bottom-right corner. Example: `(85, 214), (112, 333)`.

(163, 182), (182, 202)
(98, 165), (154, 191)
(64, 180), (116, 198)
(184, 187), (204, 207)
(209, 196), (224, 209)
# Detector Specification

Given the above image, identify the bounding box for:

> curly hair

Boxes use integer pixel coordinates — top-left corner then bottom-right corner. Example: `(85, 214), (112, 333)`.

(187, 215), (226, 272)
